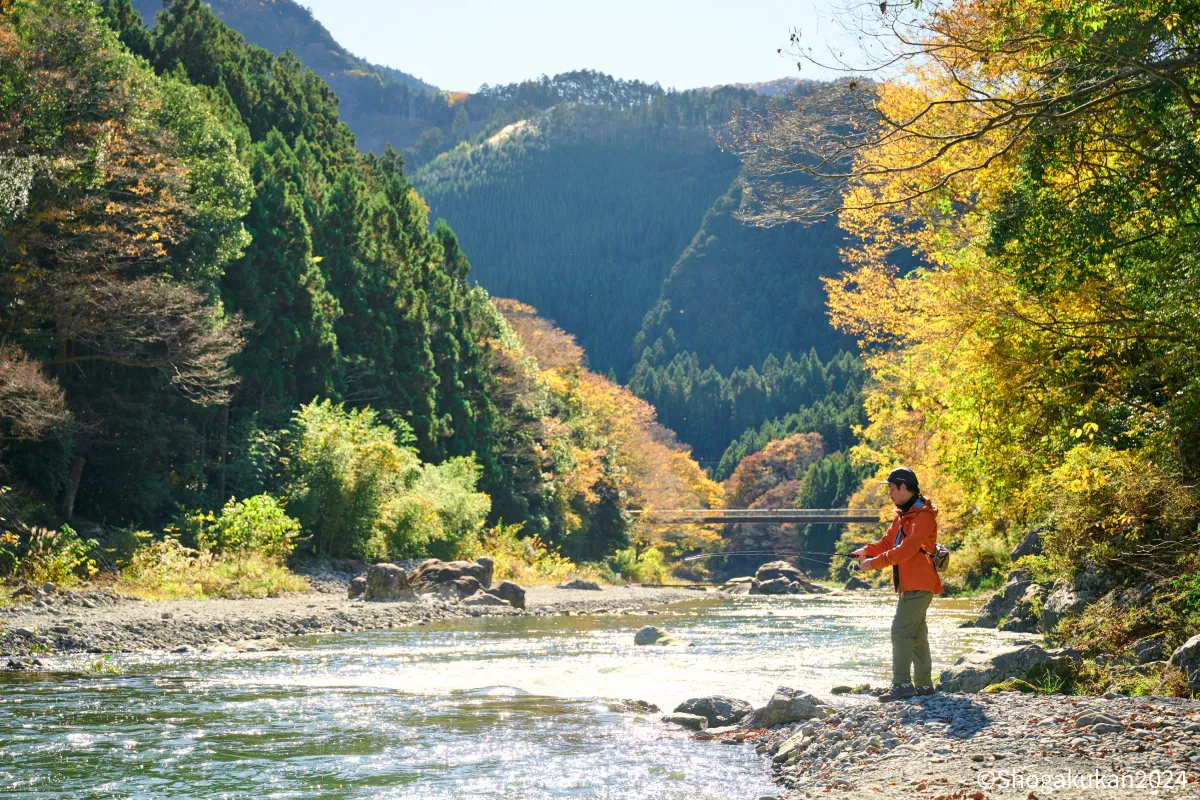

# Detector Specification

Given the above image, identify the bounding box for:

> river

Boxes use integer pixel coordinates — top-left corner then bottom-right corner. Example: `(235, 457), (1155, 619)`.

(1, 592), (1022, 798)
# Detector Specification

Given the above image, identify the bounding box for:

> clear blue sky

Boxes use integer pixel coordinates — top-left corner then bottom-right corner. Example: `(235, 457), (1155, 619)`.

(302, 0), (847, 92)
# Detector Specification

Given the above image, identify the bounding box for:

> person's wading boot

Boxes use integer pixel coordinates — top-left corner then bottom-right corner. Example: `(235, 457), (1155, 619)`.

(877, 683), (918, 702)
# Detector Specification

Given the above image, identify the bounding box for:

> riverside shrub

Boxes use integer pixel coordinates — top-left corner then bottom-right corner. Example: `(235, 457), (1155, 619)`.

(458, 522), (582, 585)
(285, 400), (489, 559)
(195, 495), (301, 560)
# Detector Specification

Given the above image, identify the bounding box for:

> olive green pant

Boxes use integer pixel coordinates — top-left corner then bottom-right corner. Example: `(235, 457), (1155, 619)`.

(891, 589), (934, 687)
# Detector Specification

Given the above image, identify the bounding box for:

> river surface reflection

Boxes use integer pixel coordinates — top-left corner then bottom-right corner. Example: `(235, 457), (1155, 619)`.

(0, 592), (1024, 799)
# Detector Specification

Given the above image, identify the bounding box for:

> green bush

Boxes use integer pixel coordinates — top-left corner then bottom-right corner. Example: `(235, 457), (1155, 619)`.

(608, 545), (669, 584)
(284, 400), (489, 559)
(372, 456), (490, 560)
(197, 495), (301, 560)
(284, 400), (422, 557)
(13, 524), (97, 586)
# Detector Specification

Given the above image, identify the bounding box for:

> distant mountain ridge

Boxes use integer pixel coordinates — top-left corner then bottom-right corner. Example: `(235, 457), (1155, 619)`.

(137, 0), (860, 462)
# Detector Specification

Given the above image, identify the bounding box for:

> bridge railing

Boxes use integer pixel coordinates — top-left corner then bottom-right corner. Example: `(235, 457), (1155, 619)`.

(629, 508), (885, 524)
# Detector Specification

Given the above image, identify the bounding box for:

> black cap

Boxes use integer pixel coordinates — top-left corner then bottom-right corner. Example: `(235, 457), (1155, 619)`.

(883, 467), (919, 492)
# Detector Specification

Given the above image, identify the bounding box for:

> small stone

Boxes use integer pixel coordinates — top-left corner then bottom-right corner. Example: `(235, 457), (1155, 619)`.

(661, 713), (708, 731)
(161, 612), (173, 620)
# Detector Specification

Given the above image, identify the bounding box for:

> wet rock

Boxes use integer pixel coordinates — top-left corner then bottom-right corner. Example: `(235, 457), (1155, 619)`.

(607, 698), (660, 714)
(633, 625), (689, 646)
(557, 579), (601, 591)
(673, 695), (753, 727)
(843, 576), (871, 591)
(1168, 633), (1200, 693)
(744, 687), (833, 727)
(1009, 527), (1044, 560)
(462, 590), (509, 607)
(347, 576), (367, 599)
(5, 656), (41, 670)
(661, 713), (708, 731)
(938, 643), (1078, 693)
(488, 580), (526, 609)
(41, 582), (55, 594)
(364, 563), (415, 601)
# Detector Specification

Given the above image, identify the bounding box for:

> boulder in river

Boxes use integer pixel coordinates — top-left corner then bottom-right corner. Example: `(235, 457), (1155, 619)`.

(744, 687), (833, 727)
(750, 561), (829, 595)
(843, 575), (871, 591)
(488, 580), (526, 609)
(661, 713), (708, 731)
(557, 578), (601, 591)
(937, 643), (1079, 693)
(364, 563), (415, 601)
(634, 625), (690, 646)
(673, 696), (753, 727)
(1168, 633), (1200, 693)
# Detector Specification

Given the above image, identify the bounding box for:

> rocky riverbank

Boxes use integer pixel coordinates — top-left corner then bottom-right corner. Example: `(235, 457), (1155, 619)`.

(666, 687), (1200, 799)
(0, 575), (705, 662)
(759, 690), (1200, 798)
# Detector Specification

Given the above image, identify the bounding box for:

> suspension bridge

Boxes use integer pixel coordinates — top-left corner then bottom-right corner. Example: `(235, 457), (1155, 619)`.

(629, 508), (884, 525)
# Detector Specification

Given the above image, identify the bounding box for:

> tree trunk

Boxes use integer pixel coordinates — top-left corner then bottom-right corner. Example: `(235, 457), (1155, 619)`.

(61, 454), (85, 520)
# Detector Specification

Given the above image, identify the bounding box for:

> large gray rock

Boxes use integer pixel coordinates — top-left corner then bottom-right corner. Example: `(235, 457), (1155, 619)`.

(718, 577), (753, 595)
(843, 575), (871, 591)
(347, 575), (367, 599)
(744, 687), (833, 727)
(998, 584), (1046, 633)
(751, 577), (797, 595)
(410, 559), (493, 590)
(938, 644), (1079, 693)
(1039, 567), (1113, 631)
(1168, 634), (1200, 693)
(364, 564), (415, 601)
(1009, 527), (1044, 560)
(974, 569), (1032, 628)
(753, 561), (830, 594)
(673, 695), (754, 727)
(489, 580), (526, 609)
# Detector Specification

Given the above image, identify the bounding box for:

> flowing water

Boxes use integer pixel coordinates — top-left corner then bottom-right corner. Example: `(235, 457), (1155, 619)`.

(0, 593), (1022, 799)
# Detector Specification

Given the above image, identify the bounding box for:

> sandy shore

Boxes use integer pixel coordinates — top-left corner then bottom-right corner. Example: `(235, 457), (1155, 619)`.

(0, 577), (707, 660)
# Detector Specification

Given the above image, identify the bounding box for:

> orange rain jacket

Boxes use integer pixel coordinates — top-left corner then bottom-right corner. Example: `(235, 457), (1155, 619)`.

(860, 497), (944, 595)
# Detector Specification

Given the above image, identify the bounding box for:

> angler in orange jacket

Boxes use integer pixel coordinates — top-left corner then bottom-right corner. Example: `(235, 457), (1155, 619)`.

(850, 466), (944, 702)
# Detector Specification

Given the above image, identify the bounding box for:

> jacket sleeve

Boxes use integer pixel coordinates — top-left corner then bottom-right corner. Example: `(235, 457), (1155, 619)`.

(875, 512), (934, 567)
(861, 522), (895, 558)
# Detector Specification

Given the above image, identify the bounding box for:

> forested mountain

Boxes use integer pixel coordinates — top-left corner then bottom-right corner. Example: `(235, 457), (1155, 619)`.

(633, 175), (854, 374)
(111, 0), (867, 500)
(129, 0), (441, 153)
(0, 0), (719, 575)
(412, 105), (745, 379)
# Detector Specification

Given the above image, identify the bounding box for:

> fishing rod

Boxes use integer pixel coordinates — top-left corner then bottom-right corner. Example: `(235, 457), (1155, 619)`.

(681, 550), (858, 562)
